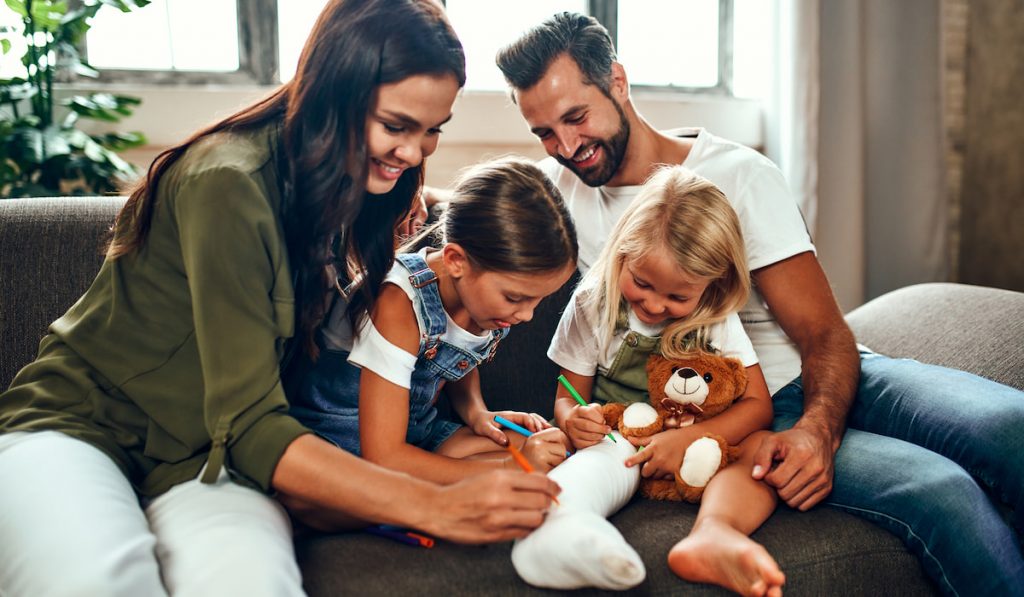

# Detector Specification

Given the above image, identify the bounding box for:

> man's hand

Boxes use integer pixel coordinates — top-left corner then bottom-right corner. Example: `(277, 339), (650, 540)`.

(421, 471), (561, 543)
(751, 425), (837, 510)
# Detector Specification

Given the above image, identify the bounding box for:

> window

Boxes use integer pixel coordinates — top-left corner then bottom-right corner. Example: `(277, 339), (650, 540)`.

(87, 0), (239, 72)
(78, 0), (743, 94)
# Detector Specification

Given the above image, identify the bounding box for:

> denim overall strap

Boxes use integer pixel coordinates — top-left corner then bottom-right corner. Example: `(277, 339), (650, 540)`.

(592, 308), (661, 405)
(392, 253), (507, 374)
(396, 253), (447, 340)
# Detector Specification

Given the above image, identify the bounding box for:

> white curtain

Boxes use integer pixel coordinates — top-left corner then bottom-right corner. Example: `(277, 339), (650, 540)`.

(757, 0), (820, 238)
(752, 0), (947, 311)
(817, 0), (946, 309)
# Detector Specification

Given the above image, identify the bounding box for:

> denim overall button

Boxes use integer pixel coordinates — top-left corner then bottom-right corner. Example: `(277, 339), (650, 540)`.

(625, 332), (638, 347)
(424, 346), (438, 360)
(457, 360), (469, 369)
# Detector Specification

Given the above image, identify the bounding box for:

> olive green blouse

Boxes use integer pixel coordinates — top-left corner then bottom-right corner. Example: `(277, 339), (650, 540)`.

(0, 123), (311, 496)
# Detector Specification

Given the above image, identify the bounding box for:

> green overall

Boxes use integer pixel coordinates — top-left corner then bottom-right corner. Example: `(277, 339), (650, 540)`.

(591, 314), (661, 406)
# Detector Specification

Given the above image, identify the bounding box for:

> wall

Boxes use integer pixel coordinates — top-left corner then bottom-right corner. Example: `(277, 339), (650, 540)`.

(98, 88), (760, 190)
(958, 0), (1024, 291)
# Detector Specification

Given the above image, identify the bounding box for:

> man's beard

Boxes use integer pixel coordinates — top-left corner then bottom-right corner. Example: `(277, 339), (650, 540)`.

(556, 101), (630, 187)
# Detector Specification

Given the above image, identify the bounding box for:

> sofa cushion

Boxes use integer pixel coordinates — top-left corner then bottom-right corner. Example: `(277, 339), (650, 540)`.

(0, 197), (126, 389)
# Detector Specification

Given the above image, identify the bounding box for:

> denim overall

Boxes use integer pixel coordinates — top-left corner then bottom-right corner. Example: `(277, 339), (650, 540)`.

(288, 252), (509, 456)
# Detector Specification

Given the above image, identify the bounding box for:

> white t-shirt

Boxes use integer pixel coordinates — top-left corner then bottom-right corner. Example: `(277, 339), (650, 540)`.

(340, 248), (491, 389)
(548, 284), (758, 377)
(540, 128), (815, 394)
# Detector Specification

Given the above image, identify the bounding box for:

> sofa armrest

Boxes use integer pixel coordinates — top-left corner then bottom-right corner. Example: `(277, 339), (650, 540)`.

(845, 283), (1024, 390)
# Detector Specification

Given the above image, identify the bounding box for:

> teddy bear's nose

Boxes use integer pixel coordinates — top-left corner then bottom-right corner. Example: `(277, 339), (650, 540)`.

(678, 368), (698, 379)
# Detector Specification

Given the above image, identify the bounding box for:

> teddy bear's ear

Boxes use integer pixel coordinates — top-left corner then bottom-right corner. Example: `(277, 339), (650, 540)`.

(725, 357), (748, 398)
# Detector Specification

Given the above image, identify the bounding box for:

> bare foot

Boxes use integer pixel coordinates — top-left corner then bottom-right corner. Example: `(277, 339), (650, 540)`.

(667, 518), (785, 597)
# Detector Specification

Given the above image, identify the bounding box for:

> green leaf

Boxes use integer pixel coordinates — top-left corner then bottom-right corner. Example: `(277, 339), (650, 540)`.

(64, 128), (90, 148)
(29, 1), (68, 31)
(13, 127), (43, 163)
(41, 125), (71, 157)
(97, 0), (151, 13)
(1, 39), (10, 55)
(4, 0), (27, 18)
(97, 130), (146, 150)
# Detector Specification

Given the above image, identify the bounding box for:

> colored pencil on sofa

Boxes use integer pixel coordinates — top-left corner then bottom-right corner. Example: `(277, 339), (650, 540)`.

(364, 525), (432, 548)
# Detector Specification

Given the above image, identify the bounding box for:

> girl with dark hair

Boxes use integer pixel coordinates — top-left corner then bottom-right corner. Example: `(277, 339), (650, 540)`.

(292, 157), (578, 482)
(0, 2), (559, 594)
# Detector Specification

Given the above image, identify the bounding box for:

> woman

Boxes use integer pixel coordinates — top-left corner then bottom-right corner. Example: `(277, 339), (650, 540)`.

(0, 1), (559, 595)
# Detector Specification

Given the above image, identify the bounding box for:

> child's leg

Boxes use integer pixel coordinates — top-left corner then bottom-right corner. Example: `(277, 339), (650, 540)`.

(668, 430), (785, 597)
(511, 432), (646, 590)
(434, 426), (507, 459)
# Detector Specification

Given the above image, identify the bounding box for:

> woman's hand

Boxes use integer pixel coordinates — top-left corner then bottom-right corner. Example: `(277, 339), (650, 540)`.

(623, 427), (702, 480)
(520, 427), (570, 472)
(563, 403), (612, 450)
(420, 470), (561, 543)
(468, 409), (550, 446)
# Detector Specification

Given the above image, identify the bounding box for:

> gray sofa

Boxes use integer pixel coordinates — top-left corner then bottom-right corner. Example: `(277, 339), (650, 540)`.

(4, 196), (1023, 595)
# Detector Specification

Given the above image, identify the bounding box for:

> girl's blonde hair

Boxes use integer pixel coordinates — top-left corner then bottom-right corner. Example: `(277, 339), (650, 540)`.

(582, 166), (749, 359)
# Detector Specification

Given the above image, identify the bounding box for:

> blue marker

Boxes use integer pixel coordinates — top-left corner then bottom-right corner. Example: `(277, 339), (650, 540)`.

(494, 415), (571, 457)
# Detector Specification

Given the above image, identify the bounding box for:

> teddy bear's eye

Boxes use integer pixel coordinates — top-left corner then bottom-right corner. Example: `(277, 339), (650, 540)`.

(703, 373), (713, 383)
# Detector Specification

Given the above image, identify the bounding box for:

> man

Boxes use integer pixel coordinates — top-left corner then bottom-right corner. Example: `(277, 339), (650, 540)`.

(496, 11), (1023, 596)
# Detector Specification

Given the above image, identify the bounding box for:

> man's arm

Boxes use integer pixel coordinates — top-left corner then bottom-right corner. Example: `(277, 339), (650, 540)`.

(750, 251), (860, 510)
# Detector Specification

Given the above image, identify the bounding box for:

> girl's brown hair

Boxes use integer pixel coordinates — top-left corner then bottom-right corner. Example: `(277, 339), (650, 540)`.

(403, 157), (578, 276)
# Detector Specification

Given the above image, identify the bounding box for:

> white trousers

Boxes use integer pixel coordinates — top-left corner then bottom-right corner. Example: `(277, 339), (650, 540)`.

(0, 431), (304, 597)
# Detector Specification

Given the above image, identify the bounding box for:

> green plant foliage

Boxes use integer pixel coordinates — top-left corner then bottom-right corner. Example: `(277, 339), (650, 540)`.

(1, 0), (151, 197)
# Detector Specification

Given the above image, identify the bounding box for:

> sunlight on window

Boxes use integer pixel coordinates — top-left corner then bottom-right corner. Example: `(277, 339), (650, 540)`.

(0, 9), (27, 79)
(733, 0), (775, 99)
(617, 0), (719, 88)
(278, 0), (328, 83)
(87, 0), (238, 71)
(446, 0), (586, 91)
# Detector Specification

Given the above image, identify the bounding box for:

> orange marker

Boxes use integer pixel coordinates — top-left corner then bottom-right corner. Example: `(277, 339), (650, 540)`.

(506, 443), (560, 505)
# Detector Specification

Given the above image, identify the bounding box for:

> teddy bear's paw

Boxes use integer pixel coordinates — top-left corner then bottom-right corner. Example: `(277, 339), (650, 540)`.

(619, 402), (663, 437)
(679, 436), (725, 488)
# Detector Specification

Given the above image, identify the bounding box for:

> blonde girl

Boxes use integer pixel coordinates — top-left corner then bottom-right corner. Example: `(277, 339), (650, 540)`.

(511, 166), (784, 597)
(290, 157), (576, 484)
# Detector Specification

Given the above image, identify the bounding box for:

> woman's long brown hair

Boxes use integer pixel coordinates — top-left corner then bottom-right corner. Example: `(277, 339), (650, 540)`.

(107, 0), (465, 358)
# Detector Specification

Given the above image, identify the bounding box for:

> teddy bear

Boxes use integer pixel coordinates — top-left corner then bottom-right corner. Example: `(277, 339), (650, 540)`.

(602, 352), (748, 503)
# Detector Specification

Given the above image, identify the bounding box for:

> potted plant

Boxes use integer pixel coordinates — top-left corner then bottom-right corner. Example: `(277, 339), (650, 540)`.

(0, 0), (150, 197)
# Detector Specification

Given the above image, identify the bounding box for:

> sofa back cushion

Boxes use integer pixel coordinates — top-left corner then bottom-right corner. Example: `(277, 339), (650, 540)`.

(0, 197), (125, 388)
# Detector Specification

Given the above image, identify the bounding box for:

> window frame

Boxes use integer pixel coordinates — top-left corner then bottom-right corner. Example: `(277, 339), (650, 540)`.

(79, 0), (733, 94)
(83, 0), (279, 86)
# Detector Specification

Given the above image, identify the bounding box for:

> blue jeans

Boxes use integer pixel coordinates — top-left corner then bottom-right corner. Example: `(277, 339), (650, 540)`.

(773, 351), (1024, 596)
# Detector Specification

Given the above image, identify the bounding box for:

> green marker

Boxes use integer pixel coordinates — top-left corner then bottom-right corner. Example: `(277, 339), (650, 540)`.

(557, 374), (617, 443)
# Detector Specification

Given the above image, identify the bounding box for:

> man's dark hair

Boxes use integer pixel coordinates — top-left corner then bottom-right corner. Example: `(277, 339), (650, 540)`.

(496, 12), (616, 98)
